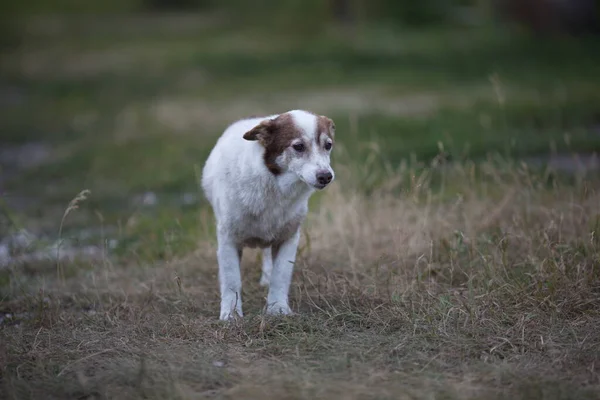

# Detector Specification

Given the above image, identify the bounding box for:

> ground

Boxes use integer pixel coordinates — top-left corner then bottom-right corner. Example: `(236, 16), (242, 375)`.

(1, 13), (600, 400)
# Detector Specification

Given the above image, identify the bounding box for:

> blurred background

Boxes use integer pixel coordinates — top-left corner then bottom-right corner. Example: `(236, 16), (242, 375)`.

(1, 0), (600, 263)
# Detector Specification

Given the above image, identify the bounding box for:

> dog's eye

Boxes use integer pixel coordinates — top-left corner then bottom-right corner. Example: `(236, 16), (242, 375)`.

(324, 142), (332, 151)
(293, 143), (305, 152)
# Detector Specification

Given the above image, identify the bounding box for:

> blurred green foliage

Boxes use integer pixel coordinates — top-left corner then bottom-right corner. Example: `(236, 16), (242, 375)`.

(0, 0), (476, 51)
(2, 0), (475, 25)
(4, 0), (597, 38)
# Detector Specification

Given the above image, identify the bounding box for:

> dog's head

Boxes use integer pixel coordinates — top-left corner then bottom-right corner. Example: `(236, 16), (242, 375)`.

(243, 110), (335, 190)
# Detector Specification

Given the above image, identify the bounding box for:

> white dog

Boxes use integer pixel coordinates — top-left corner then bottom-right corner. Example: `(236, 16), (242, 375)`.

(201, 110), (336, 320)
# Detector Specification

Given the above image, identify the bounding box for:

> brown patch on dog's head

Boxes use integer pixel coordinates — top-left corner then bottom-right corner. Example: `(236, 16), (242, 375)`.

(243, 113), (301, 175)
(316, 115), (335, 145)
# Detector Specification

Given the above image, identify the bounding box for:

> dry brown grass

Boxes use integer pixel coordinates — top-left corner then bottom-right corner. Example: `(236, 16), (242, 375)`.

(2, 160), (600, 400)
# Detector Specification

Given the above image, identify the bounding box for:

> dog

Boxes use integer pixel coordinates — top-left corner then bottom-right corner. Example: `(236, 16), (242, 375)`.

(201, 110), (336, 320)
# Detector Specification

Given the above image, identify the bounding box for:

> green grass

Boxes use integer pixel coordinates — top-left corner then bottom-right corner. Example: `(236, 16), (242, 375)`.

(342, 95), (600, 163)
(1, 13), (600, 400)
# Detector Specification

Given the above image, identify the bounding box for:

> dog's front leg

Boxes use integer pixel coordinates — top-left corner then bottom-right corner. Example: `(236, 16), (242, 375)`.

(217, 229), (243, 321)
(266, 229), (300, 316)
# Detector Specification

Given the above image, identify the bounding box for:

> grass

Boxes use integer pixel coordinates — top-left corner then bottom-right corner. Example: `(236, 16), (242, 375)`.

(2, 161), (600, 399)
(1, 13), (600, 400)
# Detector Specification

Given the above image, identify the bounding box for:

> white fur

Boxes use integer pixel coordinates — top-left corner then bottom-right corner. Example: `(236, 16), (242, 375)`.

(201, 110), (335, 320)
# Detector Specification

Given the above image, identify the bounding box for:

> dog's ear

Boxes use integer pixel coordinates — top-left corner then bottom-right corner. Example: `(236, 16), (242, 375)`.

(320, 116), (335, 138)
(243, 120), (274, 143)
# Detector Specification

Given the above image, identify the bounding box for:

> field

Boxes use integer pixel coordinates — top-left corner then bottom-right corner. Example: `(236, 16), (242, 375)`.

(1, 13), (600, 399)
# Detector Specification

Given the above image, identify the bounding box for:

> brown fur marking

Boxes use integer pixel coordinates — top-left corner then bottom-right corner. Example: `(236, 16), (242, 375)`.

(244, 113), (303, 175)
(316, 115), (335, 146)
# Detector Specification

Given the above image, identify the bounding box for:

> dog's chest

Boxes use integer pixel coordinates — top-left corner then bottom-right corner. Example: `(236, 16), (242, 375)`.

(230, 181), (309, 248)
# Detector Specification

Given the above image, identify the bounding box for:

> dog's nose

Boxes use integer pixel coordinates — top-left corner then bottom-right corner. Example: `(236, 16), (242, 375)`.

(316, 171), (333, 186)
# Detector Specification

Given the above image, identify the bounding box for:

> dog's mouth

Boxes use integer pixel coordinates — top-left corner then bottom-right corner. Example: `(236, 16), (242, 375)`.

(312, 182), (329, 190)
(300, 176), (333, 190)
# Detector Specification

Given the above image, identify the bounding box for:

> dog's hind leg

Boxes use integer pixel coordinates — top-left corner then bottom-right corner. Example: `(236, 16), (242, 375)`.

(259, 247), (273, 287)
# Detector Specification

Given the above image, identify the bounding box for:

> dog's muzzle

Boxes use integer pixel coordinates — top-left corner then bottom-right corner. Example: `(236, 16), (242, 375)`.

(314, 170), (333, 189)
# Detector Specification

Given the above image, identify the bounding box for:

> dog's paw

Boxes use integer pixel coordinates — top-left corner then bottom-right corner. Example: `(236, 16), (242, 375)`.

(219, 307), (243, 321)
(265, 302), (293, 316)
(220, 292), (243, 321)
